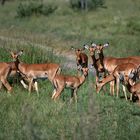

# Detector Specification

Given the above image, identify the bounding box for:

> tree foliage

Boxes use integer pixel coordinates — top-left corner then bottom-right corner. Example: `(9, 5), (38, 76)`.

(16, 1), (57, 18)
(70, 0), (105, 10)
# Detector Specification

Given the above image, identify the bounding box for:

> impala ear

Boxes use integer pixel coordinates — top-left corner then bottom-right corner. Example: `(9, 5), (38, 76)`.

(129, 73), (134, 79)
(103, 42), (109, 48)
(128, 70), (135, 79)
(17, 50), (23, 56)
(71, 46), (76, 51)
(119, 72), (124, 81)
(91, 43), (97, 48)
(83, 44), (89, 50)
(10, 51), (15, 57)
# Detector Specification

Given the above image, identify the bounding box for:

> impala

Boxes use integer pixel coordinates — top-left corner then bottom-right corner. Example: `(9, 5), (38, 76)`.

(9, 52), (29, 89)
(0, 62), (13, 92)
(11, 50), (61, 95)
(51, 67), (88, 102)
(129, 82), (140, 104)
(84, 43), (104, 85)
(0, 51), (29, 93)
(95, 42), (140, 95)
(96, 63), (139, 100)
(72, 47), (88, 75)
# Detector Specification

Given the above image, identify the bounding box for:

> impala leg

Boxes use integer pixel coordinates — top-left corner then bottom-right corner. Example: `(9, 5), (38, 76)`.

(70, 88), (78, 103)
(52, 89), (57, 99)
(28, 78), (33, 95)
(1, 77), (12, 93)
(53, 88), (64, 100)
(95, 75), (99, 93)
(110, 80), (115, 96)
(70, 89), (74, 104)
(96, 82), (103, 93)
(116, 78), (120, 99)
(0, 81), (3, 90)
(122, 85), (127, 101)
(73, 88), (78, 103)
(34, 81), (39, 96)
(96, 76), (98, 83)
(20, 80), (28, 89)
(130, 93), (133, 101)
(136, 94), (140, 105)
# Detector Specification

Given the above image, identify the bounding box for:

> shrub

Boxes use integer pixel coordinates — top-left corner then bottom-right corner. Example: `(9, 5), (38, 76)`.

(69, 0), (105, 11)
(16, 1), (57, 18)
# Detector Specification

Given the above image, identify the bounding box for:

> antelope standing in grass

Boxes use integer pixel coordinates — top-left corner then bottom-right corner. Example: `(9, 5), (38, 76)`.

(52, 67), (88, 102)
(11, 50), (61, 96)
(72, 47), (88, 75)
(84, 43), (105, 86)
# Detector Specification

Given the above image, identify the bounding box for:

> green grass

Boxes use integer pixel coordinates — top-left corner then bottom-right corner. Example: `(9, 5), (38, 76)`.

(0, 0), (140, 139)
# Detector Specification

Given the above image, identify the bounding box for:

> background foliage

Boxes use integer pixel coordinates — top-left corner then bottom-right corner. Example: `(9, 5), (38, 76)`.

(69, 0), (105, 10)
(16, 1), (57, 18)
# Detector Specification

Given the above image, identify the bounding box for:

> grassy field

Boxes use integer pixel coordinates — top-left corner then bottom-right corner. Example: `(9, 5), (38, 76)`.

(0, 0), (140, 139)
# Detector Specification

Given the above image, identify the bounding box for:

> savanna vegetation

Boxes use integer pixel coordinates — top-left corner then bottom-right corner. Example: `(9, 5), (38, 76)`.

(0, 0), (140, 139)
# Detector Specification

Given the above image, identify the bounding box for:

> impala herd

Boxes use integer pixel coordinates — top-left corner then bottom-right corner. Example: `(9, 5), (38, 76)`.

(0, 43), (140, 104)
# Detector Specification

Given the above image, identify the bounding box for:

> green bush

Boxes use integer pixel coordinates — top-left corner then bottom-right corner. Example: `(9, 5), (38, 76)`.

(69, 0), (105, 10)
(16, 1), (57, 18)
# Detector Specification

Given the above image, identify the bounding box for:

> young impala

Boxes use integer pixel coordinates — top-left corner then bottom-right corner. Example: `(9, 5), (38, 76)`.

(51, 67), (88, 102)
(96, 63), (139, 100)
(72, 47), (88, 75)
(130, 82), (140, 104)
(11, 50), (61, 96)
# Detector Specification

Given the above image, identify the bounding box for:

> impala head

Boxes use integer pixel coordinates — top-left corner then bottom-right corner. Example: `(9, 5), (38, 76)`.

(75, 49), (82, 58)
(71, 47), (84, 59)
(119, 69), (137, 86)
(96, 42), (109, 54)
(10, 50), (23, 61)
(84, 43), (96, 56)
(81, 67), (89, 76)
